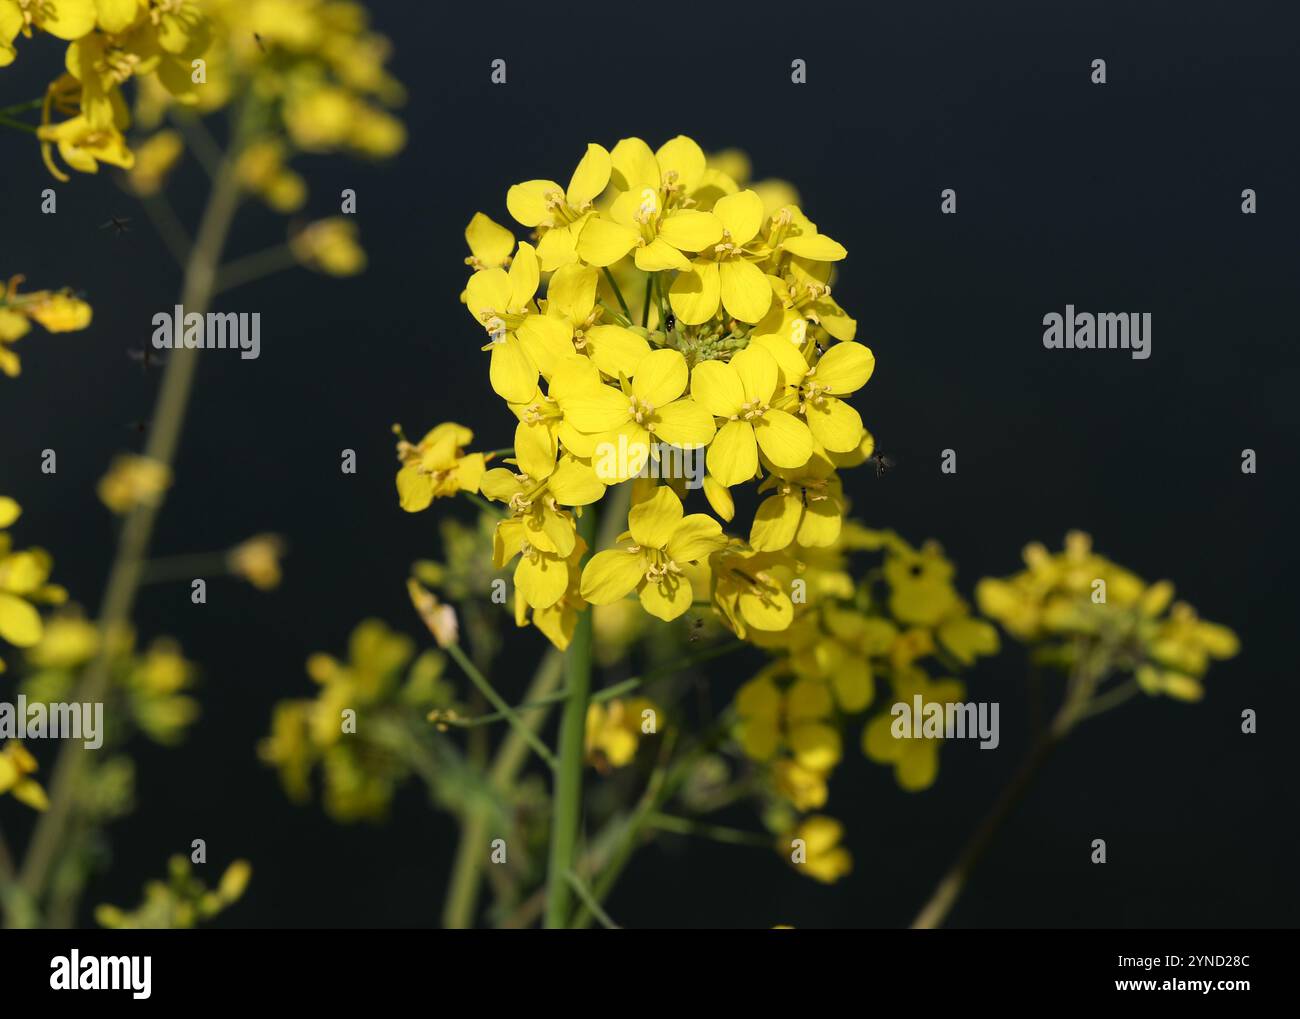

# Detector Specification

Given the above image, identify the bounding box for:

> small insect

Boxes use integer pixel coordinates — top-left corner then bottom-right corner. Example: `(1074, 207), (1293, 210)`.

(663, 311), (676, 332)
(868, 450), (896, 478)
(253, 32), (266, 52)
(124, 420), (147, 435)
(687, 616), (705, 642)
(127, 346), (166, 372)
(100, 215), (131, 236)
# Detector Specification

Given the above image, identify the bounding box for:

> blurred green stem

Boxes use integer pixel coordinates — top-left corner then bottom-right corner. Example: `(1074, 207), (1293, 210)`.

(543, 506), (597, 928)
(16, 122), (247, 922)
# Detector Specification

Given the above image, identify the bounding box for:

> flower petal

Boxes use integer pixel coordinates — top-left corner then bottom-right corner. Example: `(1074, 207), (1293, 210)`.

(580, 548), (645, 604)
(755, 409), (813, 468)
(632, 348), (688, 407)
(668, 261), (720, 325)
(628, 485), (683, 549)
(718, 259), (773, 323)
(707, 420), (758, 487)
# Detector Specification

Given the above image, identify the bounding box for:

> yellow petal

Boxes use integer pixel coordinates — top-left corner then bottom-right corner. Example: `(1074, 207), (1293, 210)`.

(628, 485), (683, 549)
(583, 324), (649, 379)
(707, 420), (758, 487)
(713, 190), (765, 245)
(549, 459), (605, 506)
(632, 348), (688, 407)
(517, 314), (574, 379)
(815, 342), (875, 394)
(514, 419), (557, 481)
(668, 261), (720, 325)
(566, 143), (611, 209)
(755, 409), (813, 469)
(575, 216), (639, 267)
(581, 548), (645, 604)
(750, 492), (801, 551)
(730, 345), (779, 404)
(783, 232), (847, 261)
(654, 135), (707, 193)
(610, 136), (660, 191)
(507, 242), (540, 309)
(396, 463), (435, 512)
(667, 514), (725, 562)
(639, 575), (692, 621)
(465, 212), (515, 268)
(548, 264), (598, 321)
(634, 237), (691, 272)
(559, 380), (629, 433)
(516, 553), (569, 609)
(507, 179), (562, 228)
(0, 592), (42, 647)
(690, 359), (744, 417)
(805, 397), (863, 453)
(658, 210), (723, 252)
(718, 259), (773, 322)
(464, 267), (511, 321)
(795, 495), (842, 548)
(653, 399), (715, 447)
(0, 497), (20, 528)
(489, 336), (538, 404)
(702, 475), (734, 522)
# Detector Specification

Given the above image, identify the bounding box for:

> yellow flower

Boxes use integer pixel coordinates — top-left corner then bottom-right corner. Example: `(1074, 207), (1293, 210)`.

(0, 0), (96, 61)
(750, 450), (844, 552)
(690, 345), (813, 487)
(236, 139), (306, 212)
(558, 348), (716, 483)
(669, 189), (774, 324)
(585, 697), (659, 771)
(290, 218), (366, 275)
(0, 741), (48, 811)
(126, 128), (185, 195)
(465, 242), (573, 403)
(464, 212), (514, 271)
(786, 815), (851, 884)
(782, 341), (874, 453)
(38, 82), (135, 181)
(394, 422), (487, 512)
(580, 486), (726, 622)
(542, 264), (650, 378)
(25, 611), (99, 668)
(710, 545), (796, 638)
(0, 498), (66, 659)
(98, 454), (171, 514)
(863, 671), (965, 791)
(509, 143), (612, 271)
(514, 538), (587, 649)
(481, 458), (603, 560)
(226, 534), (286, 590)
(577, 138), (725, 272)
(26, 291), (93, 332)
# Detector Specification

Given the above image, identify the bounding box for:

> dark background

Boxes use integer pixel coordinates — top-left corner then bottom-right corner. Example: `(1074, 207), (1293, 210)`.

(1, 0), (1296, 927)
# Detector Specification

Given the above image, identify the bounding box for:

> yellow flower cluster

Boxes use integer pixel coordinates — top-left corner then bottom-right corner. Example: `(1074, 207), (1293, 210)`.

(1, 0), (404, 185)
(259, 620), (451, 821)
(402, 136), (876, 652)
(977, 530), (1239, 701)
(95, 855), (251, 929)
(0, 275), (93, 377)
(734, 526), (998, 831)
(0, 497), (66, 672)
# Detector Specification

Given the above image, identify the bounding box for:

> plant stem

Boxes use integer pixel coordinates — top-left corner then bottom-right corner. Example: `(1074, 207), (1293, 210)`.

(445, 643), (557, 771)
(641, 272), (653, 328)
(16, 137), (246, 917)
(565, 870), (619, 930)
(543, 506), (598, 928)
(602, 268), (632, 321)
(909, 731), (1061, 930)
(909, 651), (1110, 929)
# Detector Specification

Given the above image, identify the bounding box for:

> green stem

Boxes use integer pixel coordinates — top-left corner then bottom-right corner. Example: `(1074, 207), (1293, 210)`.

(445, 643), (557, 771)
(0, 114), (35, 134)
(645, 813), (771, 848)
(17, 139), (247, 915)
(565, 870), (619, 929)
(543, 506), (598, 928)
(602, 268), (632, 321)
(641, 272), (653, 328)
